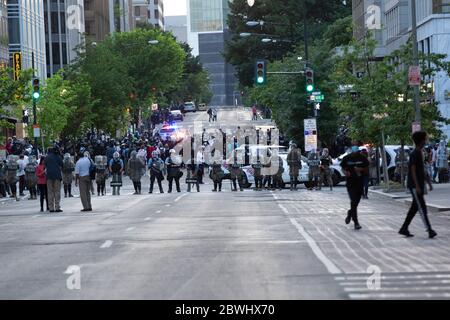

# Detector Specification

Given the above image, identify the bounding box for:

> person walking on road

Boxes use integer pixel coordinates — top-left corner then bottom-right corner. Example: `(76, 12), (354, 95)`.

(44, 148), (63, 213)
(399, 131), (437, 239)
(17, 154), (28, 196)
(341, 142), (369, 230)
(128, 150), (145, 194)
(36, 156), (49, 212)
(252, 105), (258, 121)
(75, 151), (93, 212)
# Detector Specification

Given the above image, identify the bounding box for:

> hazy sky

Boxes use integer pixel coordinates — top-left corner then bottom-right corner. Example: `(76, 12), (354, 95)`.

(165, 0), (187, 16)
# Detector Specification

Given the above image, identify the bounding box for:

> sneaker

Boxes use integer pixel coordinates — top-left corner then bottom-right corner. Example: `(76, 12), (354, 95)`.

(55, 209), (63, 213)
(345, 215), (351, 225)
(429, 230), (437, 239)
(399, 229), (414, 237)
(354, 224), (362, 230)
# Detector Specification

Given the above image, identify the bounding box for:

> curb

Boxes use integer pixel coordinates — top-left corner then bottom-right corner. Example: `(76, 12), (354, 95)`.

(368, 189), (450, 213)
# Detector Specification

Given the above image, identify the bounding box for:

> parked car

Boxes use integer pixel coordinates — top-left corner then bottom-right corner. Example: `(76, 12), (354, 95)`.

(170, 110), (184, 121)
(208, 163), (252, 188)
(197, 103), (207, 111)
(183, 102), (196, 113)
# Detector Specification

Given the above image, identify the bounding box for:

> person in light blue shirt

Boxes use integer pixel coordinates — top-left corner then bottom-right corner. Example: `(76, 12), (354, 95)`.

(75, 151), (93, 212)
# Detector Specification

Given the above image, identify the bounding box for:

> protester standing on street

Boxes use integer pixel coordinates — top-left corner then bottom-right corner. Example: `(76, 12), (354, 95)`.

(319, 148), (333, 191)
(128, 150), (145, 195)
(399, 131), (437, 239)
(24, 157), (38, 200)
(341, 142), (369, 230)
(17, 154), (28, 196)
(75, 151), (93, 212)
(44, 148), (63, 213)
(252, 105), (258, 121)
(62, 153), (75, 198)
(36, 156), (49, 212)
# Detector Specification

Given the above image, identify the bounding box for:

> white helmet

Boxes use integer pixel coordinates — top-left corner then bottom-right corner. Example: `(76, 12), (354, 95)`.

(113, 152), (120, 159)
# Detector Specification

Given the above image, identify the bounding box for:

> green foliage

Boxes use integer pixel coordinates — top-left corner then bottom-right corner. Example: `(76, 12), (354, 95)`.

(166, 44), (213, 105)
(332, 34), (450, 146)
(0, 67), (33, 142)
(31, 73), (74, 143)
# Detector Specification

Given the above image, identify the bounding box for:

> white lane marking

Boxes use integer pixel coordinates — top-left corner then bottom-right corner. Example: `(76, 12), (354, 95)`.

(174, 193), (188, 202)
(126, 227), (136, 232)
(100, 240), (113, 248)
(156, 210), (162, 213)
(349, 292), (450, 299)
(166, 204), (171, 207)
(345, 286), (450, 293)
(336, 274), (450, 281)
(289, 216), (342, 274)
(32, 215), (40, 218)
(340, 279), (450, 286)
(144, 217), (151, 221)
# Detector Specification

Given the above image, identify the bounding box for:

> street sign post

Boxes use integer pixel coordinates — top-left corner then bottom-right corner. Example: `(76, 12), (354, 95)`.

(408, 66), (421, 86)
(33, 125), (40, 138)
(304, 118), (317, 152)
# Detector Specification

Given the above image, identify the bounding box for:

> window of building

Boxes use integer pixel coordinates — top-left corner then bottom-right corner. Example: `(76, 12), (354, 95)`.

(51, 12), (59, 34)
(433, 0), (450, 13)
(155, 10), (159, 19)
(135, 6), (140, 16)
(52, 43), (60, 65)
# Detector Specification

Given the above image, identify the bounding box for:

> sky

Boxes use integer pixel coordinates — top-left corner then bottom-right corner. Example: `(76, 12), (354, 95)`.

(165, 0), (187, 16)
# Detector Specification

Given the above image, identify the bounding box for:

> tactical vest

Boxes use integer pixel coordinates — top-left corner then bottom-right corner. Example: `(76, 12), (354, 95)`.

(111, 159), (122, 173)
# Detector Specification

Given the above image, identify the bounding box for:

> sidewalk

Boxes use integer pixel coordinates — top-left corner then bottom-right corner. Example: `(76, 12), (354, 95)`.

(369, 183), (450, 212)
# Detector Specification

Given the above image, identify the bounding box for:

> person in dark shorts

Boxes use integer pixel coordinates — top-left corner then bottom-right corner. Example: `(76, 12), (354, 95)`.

(399, 131), (437, 239)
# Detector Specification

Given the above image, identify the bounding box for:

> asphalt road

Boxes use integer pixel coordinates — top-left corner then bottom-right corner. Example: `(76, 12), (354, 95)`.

(1, 108), (450, 300)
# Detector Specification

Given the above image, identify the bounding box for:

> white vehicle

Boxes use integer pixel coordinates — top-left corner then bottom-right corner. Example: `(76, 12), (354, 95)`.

(183, 102), (196, 113)
(333, 145), (414, 182)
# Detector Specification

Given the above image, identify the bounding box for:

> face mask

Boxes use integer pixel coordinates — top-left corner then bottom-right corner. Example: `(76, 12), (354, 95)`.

(351, 146), (359, 153)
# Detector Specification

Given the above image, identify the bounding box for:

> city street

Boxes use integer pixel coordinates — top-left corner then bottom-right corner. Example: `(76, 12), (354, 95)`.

(1, 109), (450, 300)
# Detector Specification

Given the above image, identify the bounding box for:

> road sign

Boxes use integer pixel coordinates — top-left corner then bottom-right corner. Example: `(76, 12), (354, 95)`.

(33, 125), (40, 138)
(13, 52), (22, 81)
(409, 66), (421, 86)
(309, 91), (324, 102)
(304, 118), (317, 152)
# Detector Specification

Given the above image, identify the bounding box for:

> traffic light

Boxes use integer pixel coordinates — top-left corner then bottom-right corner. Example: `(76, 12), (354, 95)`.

(305, 68), (314, 93)
(32, 78), (40, 101)
(255, 60), (266, 85)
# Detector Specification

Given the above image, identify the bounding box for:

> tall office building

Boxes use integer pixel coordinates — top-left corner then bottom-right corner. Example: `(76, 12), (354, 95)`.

(84, 0), (132, 43)
(132, 0), (149, 29)
(352, 0), (450, 137)
(7, 0), (47, 80)
(187, 0), (238, 106)
(44, 0), (85, 77)
(149, 0), (164, 29)
(165, 15), (187, 43)
(0, 0), (8, 68)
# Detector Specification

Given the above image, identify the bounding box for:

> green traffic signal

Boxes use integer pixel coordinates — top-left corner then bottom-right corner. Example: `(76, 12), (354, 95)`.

(255, 60), (266, 85)
(32, 78), (40, 101)
(33, 92), (40, 99)
(306, 84), (314, 92)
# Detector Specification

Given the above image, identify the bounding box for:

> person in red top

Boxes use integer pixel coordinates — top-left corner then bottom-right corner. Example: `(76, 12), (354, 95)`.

(252, 105), (258, 121)
(147, 144), (157, 160)
(36, 156), (49, 212)
(5, 138), (13, 155)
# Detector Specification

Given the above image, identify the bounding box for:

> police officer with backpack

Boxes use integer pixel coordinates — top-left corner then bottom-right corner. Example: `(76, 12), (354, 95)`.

(109, 152), (124, 196)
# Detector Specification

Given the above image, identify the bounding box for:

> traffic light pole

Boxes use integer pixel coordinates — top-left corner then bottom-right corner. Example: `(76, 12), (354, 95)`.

(32, 52), (38, 157)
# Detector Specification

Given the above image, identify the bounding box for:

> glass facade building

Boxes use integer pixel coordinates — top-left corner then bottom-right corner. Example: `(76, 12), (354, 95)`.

(0, 0), (8, 67)
(7, 0), (47, 80)
(187, 0), (238, 106)
(44, 0), (85, 77)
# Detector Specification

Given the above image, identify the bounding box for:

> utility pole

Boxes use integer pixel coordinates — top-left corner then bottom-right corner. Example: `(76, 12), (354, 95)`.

(411, 0), (421, 125)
